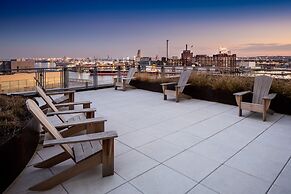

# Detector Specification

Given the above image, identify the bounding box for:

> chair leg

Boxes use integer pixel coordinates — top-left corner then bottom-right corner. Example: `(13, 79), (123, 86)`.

(34, 152), (70, 168)
(235, 96), (242, 116)
(102, 139), (114, 177)
(164, 94), (167, 100)
(263, 111), (266, 121)
(30, 154), (101, 191)
(162, 86), (167, 100)
(176, 89), (180, 103)
(122, 82), (126, 91)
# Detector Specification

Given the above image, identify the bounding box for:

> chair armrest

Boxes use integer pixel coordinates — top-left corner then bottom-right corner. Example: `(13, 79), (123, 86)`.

(54, 117), (107, 129)
(176, 83), (191, 88)
(160, 82), (177, 86)
(122, 77), (135, 80)
(233, 91), (252, 96)
(54, 101), (91, 107)
(46, 90), (75, 95)
(43, 131), (118, 146)
(46, 108), (96, 116)
(263, 93), (277, 100)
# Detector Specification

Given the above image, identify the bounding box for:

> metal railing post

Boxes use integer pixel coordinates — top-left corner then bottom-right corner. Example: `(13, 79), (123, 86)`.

(161, 65), (165, 79)
(93, 66), (98, 88)
(117, 65), (121, 82)
(137, 64), (141, 73)
(63, 65), (69, 88)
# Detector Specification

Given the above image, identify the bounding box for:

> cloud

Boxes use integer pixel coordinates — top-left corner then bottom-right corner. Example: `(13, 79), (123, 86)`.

(238, 43), (291, 52)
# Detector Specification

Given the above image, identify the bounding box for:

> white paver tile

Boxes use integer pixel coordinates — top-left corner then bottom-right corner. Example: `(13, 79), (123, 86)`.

(187, 184), (218, 194)
(115, 140), (132, 157)
(117, 131), (157, 148)
(107, 183), (142, 194)
(131, 165), (196, 194)
(189, 140), (238, 163)
(115, 150), (159, 180)
(162, 131), (202, 149)
(164, 150), (221, 182)
(226, 141), (290, 182)
(202, 165), (271, 194)
(268, 185), (291, 194)
(137, 139), (184, 162)
(271, 159), (291, 191)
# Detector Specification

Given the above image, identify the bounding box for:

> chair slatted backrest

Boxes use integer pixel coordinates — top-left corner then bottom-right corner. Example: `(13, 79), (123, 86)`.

(177, 70), (192, 92)
(252, 75), (273, 104)
(26, 99), (74, 158)
(34, 78), (56, 102)
(36, 86), (66, 123)
(125, 68), (136, 84)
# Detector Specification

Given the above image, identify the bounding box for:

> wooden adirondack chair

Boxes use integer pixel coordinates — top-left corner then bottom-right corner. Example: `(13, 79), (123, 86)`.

(36, 86), (105, 136)
(34, 77), (75, 106)
(36, 85), (94, 119)
(114, 68), (136, 91)
(26, 99), (117, 191)
(234, 75), (277, 121)
(36, 85), (87, 110)
(161, 70), (192, 102)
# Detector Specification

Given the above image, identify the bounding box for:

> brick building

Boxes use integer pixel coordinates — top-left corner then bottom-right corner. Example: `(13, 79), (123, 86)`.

(181, 45), (193, 66)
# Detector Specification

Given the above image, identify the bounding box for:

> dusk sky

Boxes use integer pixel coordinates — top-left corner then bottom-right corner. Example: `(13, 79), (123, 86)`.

(1, 0), (291, 58)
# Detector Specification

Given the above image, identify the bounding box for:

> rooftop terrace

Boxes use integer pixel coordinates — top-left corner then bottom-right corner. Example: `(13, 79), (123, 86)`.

(5, 88), (291, 194)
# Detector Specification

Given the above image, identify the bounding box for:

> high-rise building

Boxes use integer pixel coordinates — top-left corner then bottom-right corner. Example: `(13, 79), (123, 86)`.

(181, 44), (193, 66)
(136, 49), (141, 62)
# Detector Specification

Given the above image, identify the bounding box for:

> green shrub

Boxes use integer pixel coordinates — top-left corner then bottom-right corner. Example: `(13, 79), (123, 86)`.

(136, 73), (291, 99)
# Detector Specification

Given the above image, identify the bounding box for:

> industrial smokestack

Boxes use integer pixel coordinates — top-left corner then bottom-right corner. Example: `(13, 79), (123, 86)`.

(166, 40), (169, 61)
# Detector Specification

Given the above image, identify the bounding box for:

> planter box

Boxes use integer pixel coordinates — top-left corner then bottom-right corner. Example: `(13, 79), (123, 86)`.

(130, 80), (291, 115)
(0, 117), (40, 193)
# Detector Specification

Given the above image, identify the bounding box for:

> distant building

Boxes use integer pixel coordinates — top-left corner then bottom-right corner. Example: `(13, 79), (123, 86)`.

(237, 61), (256, 69)
(181, 45), (193, 66)
(213, 53), (237, 71)
(193, 48), (237, 72)
(136, 49), (142, 62)
(11, 59), (35, 70)
(0, 59), (35, 73)
(139, 57), (151, 68)
(161, 57), (167, 64)
(172, 56), (180, 66)
(0, 61), (12, 74)
(195, 55), (213, 67)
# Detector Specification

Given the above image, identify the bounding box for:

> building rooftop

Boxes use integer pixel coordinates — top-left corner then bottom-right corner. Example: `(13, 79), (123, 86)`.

(5, 88), (291, 194)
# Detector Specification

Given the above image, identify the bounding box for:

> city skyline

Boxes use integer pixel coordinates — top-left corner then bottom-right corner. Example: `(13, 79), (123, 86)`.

(1, 0), (291, 58)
